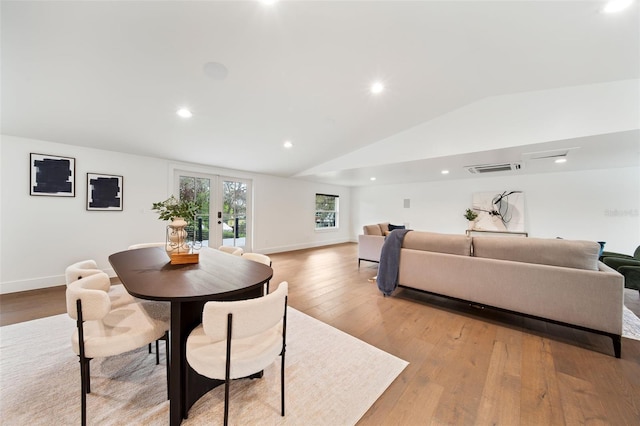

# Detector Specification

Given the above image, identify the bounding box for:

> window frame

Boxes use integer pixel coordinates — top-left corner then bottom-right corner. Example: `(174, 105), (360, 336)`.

(315, 193), (339, 230)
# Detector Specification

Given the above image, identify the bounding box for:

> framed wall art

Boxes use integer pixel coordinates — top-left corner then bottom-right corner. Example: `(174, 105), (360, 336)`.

(471, 190), (525, 232)
(86, 173), (123, 211)
(30, 153), (76, 197)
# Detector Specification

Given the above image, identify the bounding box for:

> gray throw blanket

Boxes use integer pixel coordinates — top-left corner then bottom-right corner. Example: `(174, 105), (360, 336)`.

(377, 229), (411, 296)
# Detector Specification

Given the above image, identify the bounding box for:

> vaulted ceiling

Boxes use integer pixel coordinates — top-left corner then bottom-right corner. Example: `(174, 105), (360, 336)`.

(2, 1), (639, 186)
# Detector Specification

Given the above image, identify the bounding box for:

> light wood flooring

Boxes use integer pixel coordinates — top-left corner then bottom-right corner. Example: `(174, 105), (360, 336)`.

(2, 243), (639, 424)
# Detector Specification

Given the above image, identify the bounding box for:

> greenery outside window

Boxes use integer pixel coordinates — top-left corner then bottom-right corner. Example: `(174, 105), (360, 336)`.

(315, 193), (338, 229)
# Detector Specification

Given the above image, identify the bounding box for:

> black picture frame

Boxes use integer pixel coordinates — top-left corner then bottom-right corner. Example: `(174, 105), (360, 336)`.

(86, 173), (123, 211)
(30, 153), (76, 197)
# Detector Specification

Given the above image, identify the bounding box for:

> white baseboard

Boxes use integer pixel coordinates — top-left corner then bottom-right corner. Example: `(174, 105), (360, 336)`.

(260, 239), (353, 255)
(0, 268), (117, 295)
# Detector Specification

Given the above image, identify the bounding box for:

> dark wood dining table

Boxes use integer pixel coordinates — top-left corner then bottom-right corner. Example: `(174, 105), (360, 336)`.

(109, 246), (273, 426)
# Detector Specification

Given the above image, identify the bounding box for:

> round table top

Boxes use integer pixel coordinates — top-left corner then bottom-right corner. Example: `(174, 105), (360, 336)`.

(109, 246), (273, 302)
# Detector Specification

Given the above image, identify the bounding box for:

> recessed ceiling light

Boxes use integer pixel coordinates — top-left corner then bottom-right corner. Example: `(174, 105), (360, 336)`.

(370, 177), (377, 181)
(441, 170), (450, 175)
(283, 140), (293, 149)
(176, 108), (192, 118)
(603, 0), (633, 13)
(371, 81), (384, 94)
(555, 158), (567, 164)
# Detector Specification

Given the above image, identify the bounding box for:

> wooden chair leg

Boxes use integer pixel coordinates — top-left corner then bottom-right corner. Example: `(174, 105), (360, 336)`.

(155, 339), (160, 365)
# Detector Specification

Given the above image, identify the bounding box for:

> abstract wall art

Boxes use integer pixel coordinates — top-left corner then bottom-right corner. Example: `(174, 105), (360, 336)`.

(30, 153), (75, 197)
(471, 190), (525, 232)
(86, 173), (123, 211)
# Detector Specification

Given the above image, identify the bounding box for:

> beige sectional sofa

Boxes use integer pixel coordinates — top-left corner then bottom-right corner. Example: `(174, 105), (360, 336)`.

(385, 230), (624, 357)
(357, 222), (388, 266)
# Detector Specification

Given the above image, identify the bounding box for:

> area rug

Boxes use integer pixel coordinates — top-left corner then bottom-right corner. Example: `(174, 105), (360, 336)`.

(623, 306), (640, 341)
(0, 308), (408, 425)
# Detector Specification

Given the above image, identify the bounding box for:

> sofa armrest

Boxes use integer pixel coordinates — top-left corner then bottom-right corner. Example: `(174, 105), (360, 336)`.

(358, 234), (385, 263)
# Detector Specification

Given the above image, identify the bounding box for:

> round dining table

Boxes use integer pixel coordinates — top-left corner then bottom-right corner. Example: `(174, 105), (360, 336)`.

(109, 246), (273, 425)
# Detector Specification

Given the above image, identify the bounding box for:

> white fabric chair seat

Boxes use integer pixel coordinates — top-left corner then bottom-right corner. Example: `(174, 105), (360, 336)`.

(187, 322), (283, 379)
(71, 302), (169, 359)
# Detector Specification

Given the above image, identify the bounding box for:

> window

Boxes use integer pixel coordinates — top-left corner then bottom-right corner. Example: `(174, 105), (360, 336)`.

(315, 193), (339, 229)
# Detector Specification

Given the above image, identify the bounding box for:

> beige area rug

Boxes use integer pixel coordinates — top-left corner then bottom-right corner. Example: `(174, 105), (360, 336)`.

(623, 288), (640, 341)
(0, 308), (408, 425)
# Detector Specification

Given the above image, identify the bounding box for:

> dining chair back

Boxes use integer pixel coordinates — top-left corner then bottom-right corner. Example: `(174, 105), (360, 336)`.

(242, 252), (272, 293)
(186, 281), (288, 425)
(218, 245), (244, 256)
(128, 242), (167, 250)
(65, 259), (135, 308)
(66, 272), (170, 426)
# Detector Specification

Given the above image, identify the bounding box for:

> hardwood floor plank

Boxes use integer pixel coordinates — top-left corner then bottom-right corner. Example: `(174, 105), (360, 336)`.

(475, 341), (521, 425)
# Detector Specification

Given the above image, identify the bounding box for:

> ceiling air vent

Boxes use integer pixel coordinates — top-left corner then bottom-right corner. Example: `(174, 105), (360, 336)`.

(466, 163), (522, 174)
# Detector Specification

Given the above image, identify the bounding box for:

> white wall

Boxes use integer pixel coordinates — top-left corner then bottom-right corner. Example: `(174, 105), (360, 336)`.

(3, 134), (638, 294)
(0, 135), (351, 293)
(351, 167), (640, 254)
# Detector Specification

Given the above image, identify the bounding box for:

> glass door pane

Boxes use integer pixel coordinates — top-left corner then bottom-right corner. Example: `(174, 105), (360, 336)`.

(221, 179), (248, 249)
(178, 175), (211, 247)
(175, 171), (251, 250)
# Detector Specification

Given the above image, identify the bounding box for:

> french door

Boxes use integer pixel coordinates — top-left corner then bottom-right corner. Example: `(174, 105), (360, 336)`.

(174, 171), (252, 251)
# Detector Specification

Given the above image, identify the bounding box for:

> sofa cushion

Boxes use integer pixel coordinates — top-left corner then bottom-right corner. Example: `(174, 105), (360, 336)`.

(379, 222), (390, 233)
(472, 236), (600, 271)
(402, 231), (472, 256)
(363, 224), (383, 236)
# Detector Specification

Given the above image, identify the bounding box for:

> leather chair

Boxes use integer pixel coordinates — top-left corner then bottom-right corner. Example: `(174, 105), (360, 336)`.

(601, 245), (640, 293)
(185, 281), (288, 425)
(66, 272), (170, 426)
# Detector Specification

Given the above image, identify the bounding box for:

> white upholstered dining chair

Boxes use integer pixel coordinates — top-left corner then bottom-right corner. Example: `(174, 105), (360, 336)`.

(218, 245), (244, 256)
(185, 281), (288, 426)
(66, 272), (170, 426)
(65, 259), (135, 308)
(66, 258), (170, 363)
(242, 252), (272, 293)
(128, 242), (167, 250)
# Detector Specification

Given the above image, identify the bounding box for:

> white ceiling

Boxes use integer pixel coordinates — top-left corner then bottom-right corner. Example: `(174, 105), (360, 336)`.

(2, 0), (639, 186)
